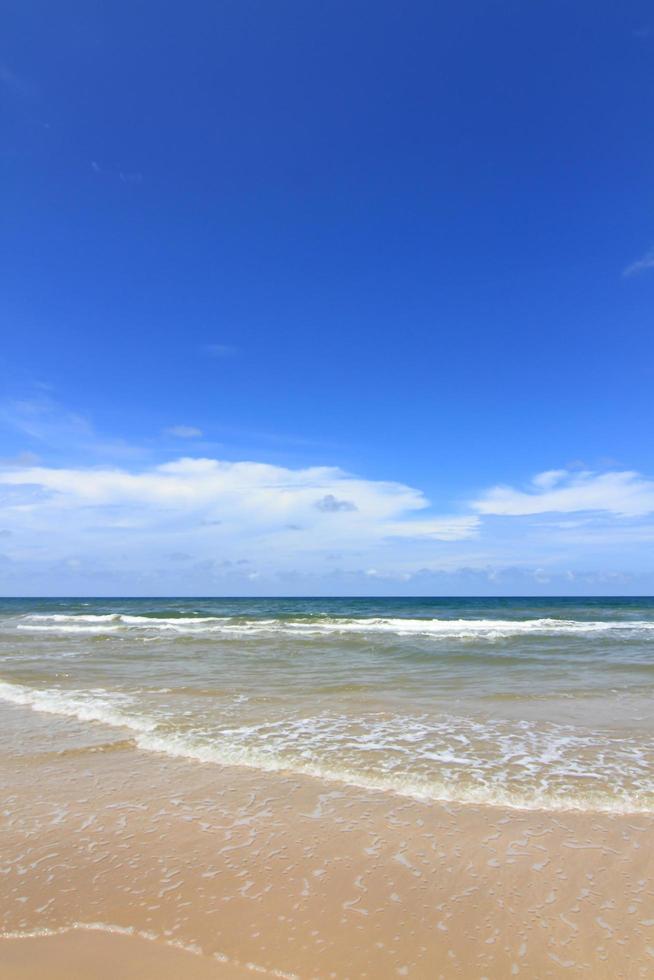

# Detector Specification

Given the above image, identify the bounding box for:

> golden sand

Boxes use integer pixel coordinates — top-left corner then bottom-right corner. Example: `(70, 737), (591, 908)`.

(0, 931), (252, 979)
(2, 745), (653, 978)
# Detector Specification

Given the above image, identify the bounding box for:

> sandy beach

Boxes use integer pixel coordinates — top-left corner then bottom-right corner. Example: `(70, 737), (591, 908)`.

(0, 931), (249, 980)
(2, 720), (653, 978)
(3, 0), (651, 970)
(2, 599), (654, 976)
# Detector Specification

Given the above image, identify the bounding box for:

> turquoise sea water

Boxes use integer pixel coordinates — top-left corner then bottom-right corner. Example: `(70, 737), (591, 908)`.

(1, 596), (654, 812)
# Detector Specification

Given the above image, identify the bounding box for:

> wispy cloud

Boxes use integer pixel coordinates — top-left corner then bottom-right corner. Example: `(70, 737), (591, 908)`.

(383, 517), (481, 540)
(0, 396), (146, 460)
(0, 397), (93, 444)
(473, 469), (654, 518)
(623, 247), (654, 277)
(164, 425), (203, 439)
(91, 161), (143, 185)
(0, 61), (36, 99)
(119, 171), (143, 184)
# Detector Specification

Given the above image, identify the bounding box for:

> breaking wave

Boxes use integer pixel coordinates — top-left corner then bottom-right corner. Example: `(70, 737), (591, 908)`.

(13, 613), (654, 640)
(2, 678), (653, 814)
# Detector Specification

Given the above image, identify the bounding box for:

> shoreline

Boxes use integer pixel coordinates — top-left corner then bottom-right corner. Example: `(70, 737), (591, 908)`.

(0, 931), (258, 980)
(3, 596), (654, 977)
(3, 722), (654, 978)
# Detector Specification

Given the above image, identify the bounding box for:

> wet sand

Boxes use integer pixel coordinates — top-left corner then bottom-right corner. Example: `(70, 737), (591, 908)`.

(0, 931), (249, 979)
(2, 727), (654, 978)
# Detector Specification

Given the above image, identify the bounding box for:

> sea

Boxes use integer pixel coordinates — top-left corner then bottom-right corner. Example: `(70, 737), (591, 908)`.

(2, 595), (654, 814)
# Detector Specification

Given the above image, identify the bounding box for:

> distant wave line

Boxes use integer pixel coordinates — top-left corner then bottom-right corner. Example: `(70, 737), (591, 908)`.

(11, 614), (654, 640)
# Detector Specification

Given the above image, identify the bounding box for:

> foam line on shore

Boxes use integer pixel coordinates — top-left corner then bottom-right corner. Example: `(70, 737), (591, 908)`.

(0, 923), (299, 978)
(2, 677), (653, 814)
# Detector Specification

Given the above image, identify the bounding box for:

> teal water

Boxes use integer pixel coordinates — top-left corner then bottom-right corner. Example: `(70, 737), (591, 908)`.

(1, 596), (654, 812)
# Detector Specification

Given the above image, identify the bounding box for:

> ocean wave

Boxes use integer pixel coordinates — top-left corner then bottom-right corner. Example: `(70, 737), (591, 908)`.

(1, 678), (653, 814)
(16, 624), (124, 634)
(13, 614), (654, 640)
(24, 614), (229, 624)
(0, 681), (157, 732)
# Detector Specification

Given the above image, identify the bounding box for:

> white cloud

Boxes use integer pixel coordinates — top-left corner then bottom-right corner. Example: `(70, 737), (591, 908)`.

(2, 410), (653, 593)
(164, 425), (203, 438)
(383, 517), (480, 540)
(0, 456), (477, 577)
(473, 469), (654, 518)
(531, 469), (568, 489)
(623, 247), (654, 277)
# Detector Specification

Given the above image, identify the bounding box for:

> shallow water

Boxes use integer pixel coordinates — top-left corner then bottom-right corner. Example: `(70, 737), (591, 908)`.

(2, 596), (654, 813)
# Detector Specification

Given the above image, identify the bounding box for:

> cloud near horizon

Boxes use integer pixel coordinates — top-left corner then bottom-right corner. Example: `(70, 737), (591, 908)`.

(0, 456), (653, 592)
(473, 469), (654, 518)
(0, 456), (479, 580)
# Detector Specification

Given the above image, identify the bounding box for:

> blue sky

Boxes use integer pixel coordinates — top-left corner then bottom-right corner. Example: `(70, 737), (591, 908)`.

(1, 1), (654, 595)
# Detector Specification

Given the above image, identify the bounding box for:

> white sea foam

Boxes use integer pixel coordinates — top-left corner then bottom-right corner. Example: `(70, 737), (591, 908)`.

(0, 681), (157, 732)
(25, 614), (227, 624)
(1, 678), (653, 813)
(14, 614), (654, 639)
(17, 624), (123, 634)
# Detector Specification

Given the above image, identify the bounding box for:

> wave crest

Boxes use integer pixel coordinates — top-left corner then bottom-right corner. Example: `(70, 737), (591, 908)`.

(14, 614), (654, 640)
